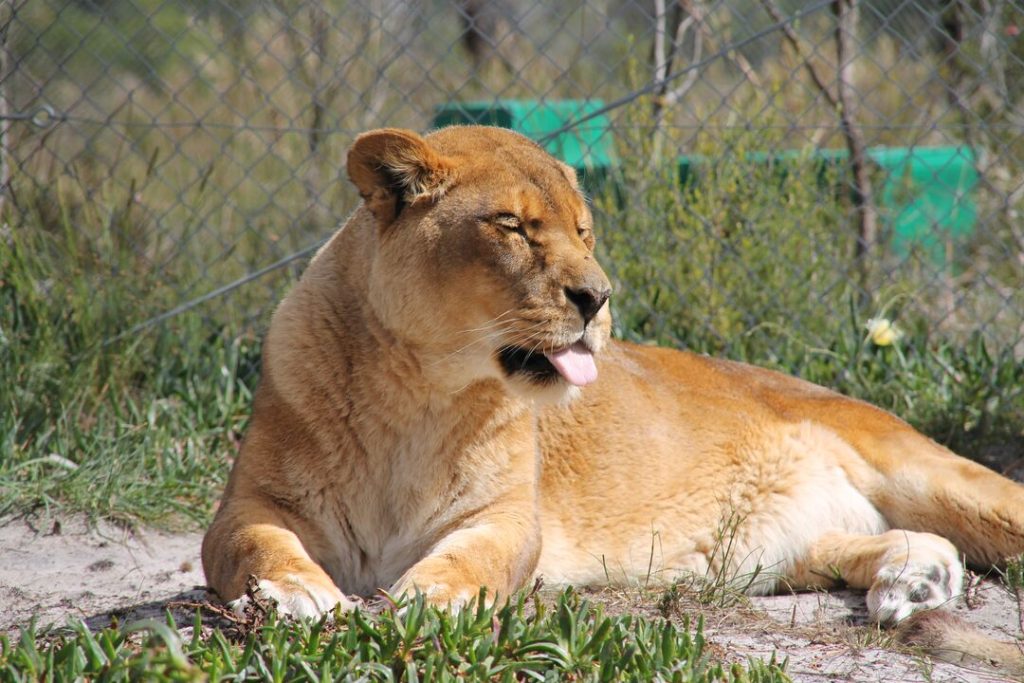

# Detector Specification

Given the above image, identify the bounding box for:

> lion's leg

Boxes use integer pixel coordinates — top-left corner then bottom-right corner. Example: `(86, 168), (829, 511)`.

(868, 448), (1024, 567)
(390, 506), (541, 609)
(202, 498), (355, 618)
(797, 399), (1024, 566)
(788, 529), (964, 625)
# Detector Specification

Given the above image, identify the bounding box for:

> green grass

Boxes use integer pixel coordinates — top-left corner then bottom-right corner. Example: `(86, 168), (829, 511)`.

(0, 220), (258, 526)
(0, 590), (789, 682)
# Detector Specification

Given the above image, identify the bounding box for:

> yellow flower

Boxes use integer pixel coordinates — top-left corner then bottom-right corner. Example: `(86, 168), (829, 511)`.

(865, 318), (903, 346)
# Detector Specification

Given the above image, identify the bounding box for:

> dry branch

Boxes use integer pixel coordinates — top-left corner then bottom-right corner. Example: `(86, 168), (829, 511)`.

(832, 0), (877, 264)
(758, 0), (877, 279)
(679, 0), (762, 90)
(757, 0), (836, 108)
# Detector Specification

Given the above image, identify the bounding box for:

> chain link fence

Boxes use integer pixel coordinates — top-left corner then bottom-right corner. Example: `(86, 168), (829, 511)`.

(4, 0), (1024, 364)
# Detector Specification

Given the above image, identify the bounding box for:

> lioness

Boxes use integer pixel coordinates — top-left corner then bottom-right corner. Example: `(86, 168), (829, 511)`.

(203, 126), (1024, 634)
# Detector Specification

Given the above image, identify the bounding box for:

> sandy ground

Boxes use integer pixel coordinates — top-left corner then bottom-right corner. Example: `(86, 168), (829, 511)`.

(1, 514), (1021, 682)
(0, 516), (207, 633)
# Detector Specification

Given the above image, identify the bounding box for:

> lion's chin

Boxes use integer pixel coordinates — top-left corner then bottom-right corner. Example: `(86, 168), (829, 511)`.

(504, 374), (583, 406)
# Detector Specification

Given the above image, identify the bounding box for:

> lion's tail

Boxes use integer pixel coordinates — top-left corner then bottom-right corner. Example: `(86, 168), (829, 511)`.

(897, 610), (1024, 679)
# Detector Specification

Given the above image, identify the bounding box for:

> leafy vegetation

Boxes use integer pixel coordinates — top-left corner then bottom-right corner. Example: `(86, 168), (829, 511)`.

(0, 590), (789, 682)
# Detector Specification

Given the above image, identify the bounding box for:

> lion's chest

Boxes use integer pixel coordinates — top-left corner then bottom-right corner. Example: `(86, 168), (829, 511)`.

(295, 379), (531, 596)
(311, 427), (492, 595)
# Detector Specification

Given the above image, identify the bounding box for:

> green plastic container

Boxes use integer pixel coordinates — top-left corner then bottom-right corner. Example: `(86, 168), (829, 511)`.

(870, 146), (977, 262)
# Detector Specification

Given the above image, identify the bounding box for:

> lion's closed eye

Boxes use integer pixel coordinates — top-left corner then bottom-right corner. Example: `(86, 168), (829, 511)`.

(492, 213), (528, 239)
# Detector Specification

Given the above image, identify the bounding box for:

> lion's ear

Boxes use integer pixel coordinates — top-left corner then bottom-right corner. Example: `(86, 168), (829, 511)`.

(347, 129), (455, 226)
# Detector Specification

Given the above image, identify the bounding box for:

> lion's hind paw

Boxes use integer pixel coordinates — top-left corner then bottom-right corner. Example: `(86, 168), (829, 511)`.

(866, 533), (964, 625)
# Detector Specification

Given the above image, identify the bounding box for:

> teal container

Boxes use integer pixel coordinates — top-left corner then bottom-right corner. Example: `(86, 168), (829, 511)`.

(869, 146), (977, 262)
(432, 100), (615, 193)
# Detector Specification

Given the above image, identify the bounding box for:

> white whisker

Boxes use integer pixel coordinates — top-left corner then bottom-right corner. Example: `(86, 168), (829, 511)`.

(428, 318), (550, 369)
(456, 309), (518, 336)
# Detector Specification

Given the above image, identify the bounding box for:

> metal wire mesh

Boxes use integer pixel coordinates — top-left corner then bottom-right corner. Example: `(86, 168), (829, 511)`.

(4, 0), (1023, 360)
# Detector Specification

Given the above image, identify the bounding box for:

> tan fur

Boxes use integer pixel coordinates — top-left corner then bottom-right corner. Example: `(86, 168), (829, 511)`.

(203, 127), (1024, 646)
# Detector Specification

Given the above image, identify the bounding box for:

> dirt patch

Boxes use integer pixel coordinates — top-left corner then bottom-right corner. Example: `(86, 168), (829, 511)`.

(744, 586), (1022, 681)
(0, 515), (206, 633)
(1, 515), (1021, 682)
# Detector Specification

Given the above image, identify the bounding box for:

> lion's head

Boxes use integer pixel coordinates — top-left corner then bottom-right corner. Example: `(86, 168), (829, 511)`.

(345, 126), (612, 402)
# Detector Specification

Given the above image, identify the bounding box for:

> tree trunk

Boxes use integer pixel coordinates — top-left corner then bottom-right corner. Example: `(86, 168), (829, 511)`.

(833, 0), (877, 282)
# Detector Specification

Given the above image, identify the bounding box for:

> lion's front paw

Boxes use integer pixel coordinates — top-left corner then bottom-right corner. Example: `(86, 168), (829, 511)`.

(867, 534), (964, 625)
(230, 574), (357, 619)
(390, 573), (482, 612)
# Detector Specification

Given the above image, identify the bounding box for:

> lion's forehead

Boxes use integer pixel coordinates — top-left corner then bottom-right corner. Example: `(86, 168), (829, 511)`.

(456, 161), (587, 222)
(514, 180), (586, 221)
(426, 126), (591, 231)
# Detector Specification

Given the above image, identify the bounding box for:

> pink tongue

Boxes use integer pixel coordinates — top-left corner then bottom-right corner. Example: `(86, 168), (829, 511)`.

(544, 342), (598, 387)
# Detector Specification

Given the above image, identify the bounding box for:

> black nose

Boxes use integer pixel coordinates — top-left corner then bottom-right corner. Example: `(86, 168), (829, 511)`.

(565, 285), (611, 325)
